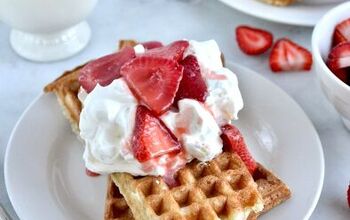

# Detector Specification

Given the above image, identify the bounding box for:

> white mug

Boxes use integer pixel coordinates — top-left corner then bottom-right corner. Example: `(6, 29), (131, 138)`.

(0, 0), (97, 62)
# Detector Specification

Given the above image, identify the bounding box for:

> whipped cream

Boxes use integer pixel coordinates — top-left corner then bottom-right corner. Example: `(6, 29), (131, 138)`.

(183, 40), (223, 74)
(79, 40), (244, 175)
(161, 99), (222, 162)
(184, 40), (244, 125)
(205, 67), (243, 125)
(133, 44), (145, 54)
(79, 78), (158, 175)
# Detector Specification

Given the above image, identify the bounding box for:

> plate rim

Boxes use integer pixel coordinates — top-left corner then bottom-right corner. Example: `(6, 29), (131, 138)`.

(4, 94), (43, 220)
(217, 0), (338, 27)
(4, 62), (325, 220)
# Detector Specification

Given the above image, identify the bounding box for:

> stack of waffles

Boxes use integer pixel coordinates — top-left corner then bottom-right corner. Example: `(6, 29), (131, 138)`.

(44, 40), (291, 220)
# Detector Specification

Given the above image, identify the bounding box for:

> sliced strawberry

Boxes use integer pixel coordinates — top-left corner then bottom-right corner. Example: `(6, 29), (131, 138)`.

(269, 38), (312, 72)
(236, 25), (273, 55)
(328, 42), (350, 68)
(121, 56), (183, 115)
(85, 168), (100, 177)
(220, 124), (257, 174)
(142, 150), (187, 187)
(347, 184), (350, 208)
(143, 40), (189, 61)
(327, 42), (350, 84)
(327, 63), (349, 83)
(174, 55), (208, 105)
(79, 47), (135, 93)
(327, 60), (349, 83)
(332, 18), (350, 47)
(333, 29), (348, 47)
(132, 105), (181, 162)
(141, 41), (163, 50)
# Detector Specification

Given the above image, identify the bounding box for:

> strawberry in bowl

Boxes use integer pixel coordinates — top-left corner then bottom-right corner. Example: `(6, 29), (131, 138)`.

(312, 1), (350, 130)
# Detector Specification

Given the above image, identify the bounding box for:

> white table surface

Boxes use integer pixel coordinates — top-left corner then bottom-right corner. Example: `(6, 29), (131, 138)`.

(0, 0), (349, 219)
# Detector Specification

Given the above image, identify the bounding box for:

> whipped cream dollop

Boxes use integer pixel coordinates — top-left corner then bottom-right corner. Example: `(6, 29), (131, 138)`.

(184, 40), (244, 125)
(161, 99), (222, 162)
(79, 78), (162, 175)
(79, 40), (244, 175)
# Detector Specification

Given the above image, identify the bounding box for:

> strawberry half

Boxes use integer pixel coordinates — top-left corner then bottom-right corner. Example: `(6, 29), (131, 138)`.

(220, 124), (257, 174)
(236, 25), (273, 55)
(121, 56), (183, 115)
(269, 38), (312, 72)
(333, 18), (350, 47)
(174, 55), (208, 105)
(327, 42), (350, 84)
(132, 105), (181, 162)
(143, 40), (189, 61)
(79, 47), (136, 93)
(141, 41), (163, 50)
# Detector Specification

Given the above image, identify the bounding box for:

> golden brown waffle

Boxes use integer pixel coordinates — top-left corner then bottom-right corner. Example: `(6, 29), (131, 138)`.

(44, 66), (84, 134)
(248, 164), (291, 219)
(105, 176), (134, 220)
(259, 0), (296, 6)
(111, 152), (264, 220)
(44, 39), (291, 220)
(105, 161), (291, 220)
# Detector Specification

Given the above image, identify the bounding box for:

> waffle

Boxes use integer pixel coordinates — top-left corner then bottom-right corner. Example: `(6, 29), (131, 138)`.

(44, 40), (291, 220)
(44, 65), (84, 134)
(111, 152), (264, 220)
(105, 176), (134, 220)
(259, 0), (296, 6)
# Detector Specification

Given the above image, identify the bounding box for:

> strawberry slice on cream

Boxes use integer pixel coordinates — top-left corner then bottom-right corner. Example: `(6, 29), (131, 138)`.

(121, 56), (183, 115)
(79, 46), (135, 93)
(132, 105), (181, 162)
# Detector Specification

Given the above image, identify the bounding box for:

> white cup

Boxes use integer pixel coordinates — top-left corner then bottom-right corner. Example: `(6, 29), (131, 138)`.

(0, 0), (97, 62)
(312, 1), (350, 130)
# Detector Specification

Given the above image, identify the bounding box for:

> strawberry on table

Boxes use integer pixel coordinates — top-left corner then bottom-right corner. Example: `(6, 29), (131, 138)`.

(143, 40), (189, 61)
(174, 55), (208, 105)
(236, 25), (273, 55)
(220, 124), (257, 174)
(332, 18), (350, 47)
(269, 38), (312, 72)
(132, 105), (181, 162)
(121, 56), (183, 115)
(78, 46), (136, 93)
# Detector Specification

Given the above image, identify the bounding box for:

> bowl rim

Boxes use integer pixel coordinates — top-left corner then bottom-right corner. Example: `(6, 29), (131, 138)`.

(311, 1), (350, 92)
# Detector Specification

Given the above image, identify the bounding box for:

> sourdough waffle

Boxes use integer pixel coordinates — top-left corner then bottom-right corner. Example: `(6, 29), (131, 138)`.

(259, 0), (296, 6)
(111, 152), (264, 220)
(44, 39), (291, 220)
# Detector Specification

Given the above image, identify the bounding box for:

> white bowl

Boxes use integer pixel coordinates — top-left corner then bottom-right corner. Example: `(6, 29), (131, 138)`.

(312, 1), (350, 130)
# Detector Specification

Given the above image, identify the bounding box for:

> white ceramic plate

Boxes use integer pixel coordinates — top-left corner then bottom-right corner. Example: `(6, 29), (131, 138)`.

(218, 0), (343, 26)
(5, 63), (324, 220)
